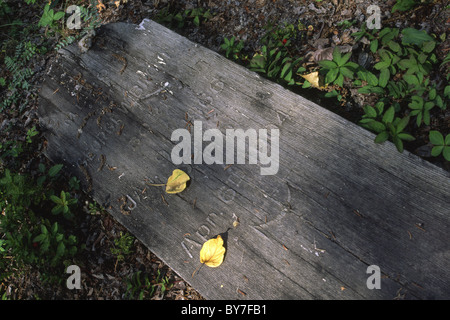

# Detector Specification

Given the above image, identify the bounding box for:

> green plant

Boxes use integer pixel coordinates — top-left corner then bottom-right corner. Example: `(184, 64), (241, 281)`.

(408, 95), (435, 126)
(36, 163), (63, 187)
(249, 22), (306, 85)
(38, 3), (65, 29)
(125, 269), (173, 300)
(0, 168), (81, 284)
(392, 0), (418, 12)
(155, 6), (213, 28)
(318, 47), (358, 87)
(429, 131), (450, 161)
(32, 221), (78, 267)
(1, 41), (36, 111)
(50, 190), (77, 219)
(26, 126), (39, 143)
(110, 231), (134, 270)
(221, 36), (244, 60)
(360, 102), (415, 152)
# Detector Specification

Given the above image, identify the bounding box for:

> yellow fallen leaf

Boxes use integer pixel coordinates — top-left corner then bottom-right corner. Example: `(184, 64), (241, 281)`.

(165, 169), (190, 194)
(200, 235), (226, 268)
(301, 71), (321, 89)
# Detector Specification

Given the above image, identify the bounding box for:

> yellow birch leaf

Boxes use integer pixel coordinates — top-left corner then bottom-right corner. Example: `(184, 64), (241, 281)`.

(165, 169), (190, 194)
(199, 235), (226, 268)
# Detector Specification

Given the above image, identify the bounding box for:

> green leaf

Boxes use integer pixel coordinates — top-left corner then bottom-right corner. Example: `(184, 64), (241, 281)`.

(367, 121), (386, 133)
(52, 205), (63, 215)
(443, 147), (450, 161)
(444, 86), (450, 98)
(401, 28), (434, 46)
(396, 116), (410, 133)
(392, 0), (417, 13)
(382, 106), (395, 124)
(415, 112), (423, 127)
(363, 105), (377, 118)
(374, 61), (390, 70)
(318, 60), (337, 69)
(387, 41), (401, 52)
(334, 73), (344, 87)
(445, 134), (450, 146)
(358, 85), (385, 95)
(366, 72), (379, 86)
(422, 41), (436, 53)
(403, 74), (419, 86)
(340, 67), (354, 79)
(50, 195), (61, 204)
(338, 52), (352, 67)
(370, 39), (378, 53)
(193, 15), (200, 26)
(379, 68), (390, 88)
(398, 133), (415, 141)
(33, 234), (46, 243)
(393, 136), (404, 152)
(374, 131), (389, 143)
(48, 164), (63, 177)
(325, 68), (339, 84)
(435, 95), (444, 109)
(424, 101), (435, 111)
(429, 131), (444, 145)
(56, 242), (65, 257)
(41, 225), (48, 235)
(53, 11), (65, 21)
(332, 47), (342, 63)
(281, 63), (291, 78)
(431, 145), (444, 157)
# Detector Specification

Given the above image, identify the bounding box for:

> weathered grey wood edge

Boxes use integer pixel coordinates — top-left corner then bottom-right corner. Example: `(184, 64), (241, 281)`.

(38, 19), (450, 300)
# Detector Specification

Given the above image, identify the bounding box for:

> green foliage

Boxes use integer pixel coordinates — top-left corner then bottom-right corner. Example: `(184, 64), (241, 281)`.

(349, 25), (447, 156)
(155, 6), (213, 28)
(429, 131), (450, 161)
(392, 0), (418, 12)
(318, 47), (358, 87)
(125, 270), (173, 300)
(0, 166), (82, 284)
(38, 3), (65, 29)
(359, 102), (415, 152)
(32, 221), (78, 267)
(111, 232), (134, 269)
(50, 190), (78, 219)
(249, 22), (306, 85)
(1, 41), (36, 111)
(408, 95), (434, 127)
(221, 36), (244, 60)
(26, 126), (39, 143)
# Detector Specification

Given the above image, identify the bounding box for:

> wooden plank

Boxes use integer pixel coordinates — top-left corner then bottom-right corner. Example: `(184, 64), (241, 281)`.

(38, 19), (450, 299)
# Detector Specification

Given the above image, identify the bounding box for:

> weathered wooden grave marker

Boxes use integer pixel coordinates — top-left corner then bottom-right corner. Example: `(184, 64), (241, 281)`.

(39, 19), (450, 299)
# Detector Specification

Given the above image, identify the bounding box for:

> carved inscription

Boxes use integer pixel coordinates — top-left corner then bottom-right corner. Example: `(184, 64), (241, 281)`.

(181, 211), (225, 259)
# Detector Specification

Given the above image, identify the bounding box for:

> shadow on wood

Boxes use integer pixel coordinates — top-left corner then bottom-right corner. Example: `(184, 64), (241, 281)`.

(38, 19), (450, 299)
